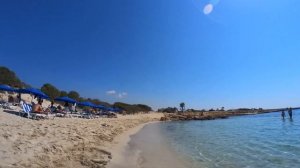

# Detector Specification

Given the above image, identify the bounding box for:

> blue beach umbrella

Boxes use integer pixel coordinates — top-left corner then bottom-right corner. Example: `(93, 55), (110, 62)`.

(107, 107), (116, 112)
(0, 84), (16, 92)
(95, 105), (106, 110)
(78, 101), (96, 108)
(17, 88), (50, 99)
(55, 96), (77, 104)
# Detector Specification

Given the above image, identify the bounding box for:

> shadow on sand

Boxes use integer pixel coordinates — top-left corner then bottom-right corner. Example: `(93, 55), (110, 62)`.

(3, 109), (24, 117)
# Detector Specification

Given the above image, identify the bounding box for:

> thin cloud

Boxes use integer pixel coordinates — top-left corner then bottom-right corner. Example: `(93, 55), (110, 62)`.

(117, 92), (128, 98)
(106, 90), (116, 95)
(106, 90), (128, 99)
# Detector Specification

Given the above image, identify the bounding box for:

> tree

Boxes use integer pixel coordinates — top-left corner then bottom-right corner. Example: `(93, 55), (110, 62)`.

(90, 98), (111, 107)
(179, 102), (185, 113)
(78, 97), (86, 103)
(136, 104), (152, 112)
(113, 102), (152, 114)
(41, 83), (60, 100)
(221, 107), (225, 111)
(0, 66), (23, 88)
(158, 107), (178, 113)
(60, 91), (68, 97)
(68, 91), (80, 101)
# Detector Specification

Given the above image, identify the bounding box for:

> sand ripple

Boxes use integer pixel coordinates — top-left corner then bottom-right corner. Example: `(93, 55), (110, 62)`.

(0, 110), (162, 168)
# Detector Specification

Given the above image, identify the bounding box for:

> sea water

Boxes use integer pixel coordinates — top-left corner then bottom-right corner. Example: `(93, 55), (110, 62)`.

(130, 111), (300, 168)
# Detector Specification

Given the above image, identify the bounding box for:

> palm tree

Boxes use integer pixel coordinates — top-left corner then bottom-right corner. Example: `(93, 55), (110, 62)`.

(179, 102), (185, 113)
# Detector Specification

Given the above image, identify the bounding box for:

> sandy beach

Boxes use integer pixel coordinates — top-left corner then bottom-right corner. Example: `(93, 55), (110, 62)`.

(0, 108), (163, 168)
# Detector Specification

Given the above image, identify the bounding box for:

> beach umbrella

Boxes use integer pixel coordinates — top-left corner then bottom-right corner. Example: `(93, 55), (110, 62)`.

(0, 84), (16, 92)
(95, 105), (106, 110)
(78, 101), (96, 108)
(54, 96), (77, 104)
(114, 107), (121, 112)
(107, 107), (116, 112)
(17, 88), (50, 99)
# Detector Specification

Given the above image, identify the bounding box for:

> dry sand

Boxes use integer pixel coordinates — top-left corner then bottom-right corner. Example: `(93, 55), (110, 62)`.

(0, 108), (163, 168)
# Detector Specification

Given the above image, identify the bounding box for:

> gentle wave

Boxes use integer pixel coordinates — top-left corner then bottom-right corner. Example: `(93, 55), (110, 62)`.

(158, 111), (300, 168)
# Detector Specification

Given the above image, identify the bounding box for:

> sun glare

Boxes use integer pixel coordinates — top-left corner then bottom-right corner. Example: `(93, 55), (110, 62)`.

(203, 3), (214, 15)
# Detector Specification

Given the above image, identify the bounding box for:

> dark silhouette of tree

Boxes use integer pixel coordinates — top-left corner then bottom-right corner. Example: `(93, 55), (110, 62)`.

(68, 91), (80, 101)
(90, 98), (111, 106)
(60, 91), (68, 97)
(41, 83), (60, 100)
(78, 97), (86, 103)
(0, 66), (23, 88)
(136, 104), (152, 112)
(158, 107), (178, 113)
(113, 102), (152, 114)
(180, 102), (185, 113)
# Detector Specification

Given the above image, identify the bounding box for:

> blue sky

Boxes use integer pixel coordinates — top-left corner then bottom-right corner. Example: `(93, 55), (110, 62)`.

(1, 0), (300, 110)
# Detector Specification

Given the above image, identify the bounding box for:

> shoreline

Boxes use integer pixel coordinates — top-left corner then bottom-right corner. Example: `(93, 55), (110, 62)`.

(162, 109), (282, 121)
(107, 121), (192, 168)
(0, 107), (284, 168)
(106, 121), (160, 168)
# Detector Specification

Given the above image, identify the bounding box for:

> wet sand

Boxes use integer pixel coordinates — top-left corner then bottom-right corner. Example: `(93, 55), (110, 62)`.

(107, 122), (191, 168)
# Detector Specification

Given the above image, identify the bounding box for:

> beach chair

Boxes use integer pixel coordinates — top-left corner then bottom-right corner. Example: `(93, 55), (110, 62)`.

(20, 102), (34, 119)
(70, 112), (82, 118)
(20, 102), (54, 120)
(1, 102), (17, 110)
(81, 111), (94, 119)
(0, 101), (3, 109)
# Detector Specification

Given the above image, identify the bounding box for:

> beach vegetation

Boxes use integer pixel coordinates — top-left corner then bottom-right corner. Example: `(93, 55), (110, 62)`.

(180, 102), (185, 112)
(68, 91), (80, 101)
(113, 102), (152, 114)
(41, 83), (60, 100)
(0, 66), (153, 113)
(0, 66), (24, 88)
(158, 107), (178, 113)
(60, 91), (68, 97)
(91, 98), (111, 107)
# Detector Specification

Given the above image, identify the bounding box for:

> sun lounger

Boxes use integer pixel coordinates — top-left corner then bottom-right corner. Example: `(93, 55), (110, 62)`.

(1, 102), (18, 110)
(81, 112), (94, 119)
(20, 102), (55, 120)
(20, 102), (35, 119)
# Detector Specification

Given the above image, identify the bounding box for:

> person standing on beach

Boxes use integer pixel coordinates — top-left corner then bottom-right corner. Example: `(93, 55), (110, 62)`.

(281, 110), (285, 119)
(288, 108), (293, 119)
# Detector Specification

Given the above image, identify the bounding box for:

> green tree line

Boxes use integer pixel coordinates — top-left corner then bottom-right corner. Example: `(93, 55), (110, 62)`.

(0, 66), (152, 113)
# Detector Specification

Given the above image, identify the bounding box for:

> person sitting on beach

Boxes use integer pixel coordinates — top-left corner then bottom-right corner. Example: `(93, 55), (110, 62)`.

(49, 101), (56, 112)
(44, 101), (56, 113)
(71, 103), (76, 112)
(54, 105), (68, 117)
(55, 105), (64, 113)
(64, 102), (70, 112)
(32, 99), (45, 113)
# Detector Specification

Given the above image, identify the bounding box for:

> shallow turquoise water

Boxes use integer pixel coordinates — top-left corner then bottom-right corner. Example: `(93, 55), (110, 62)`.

(159, 111), (300, 168)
